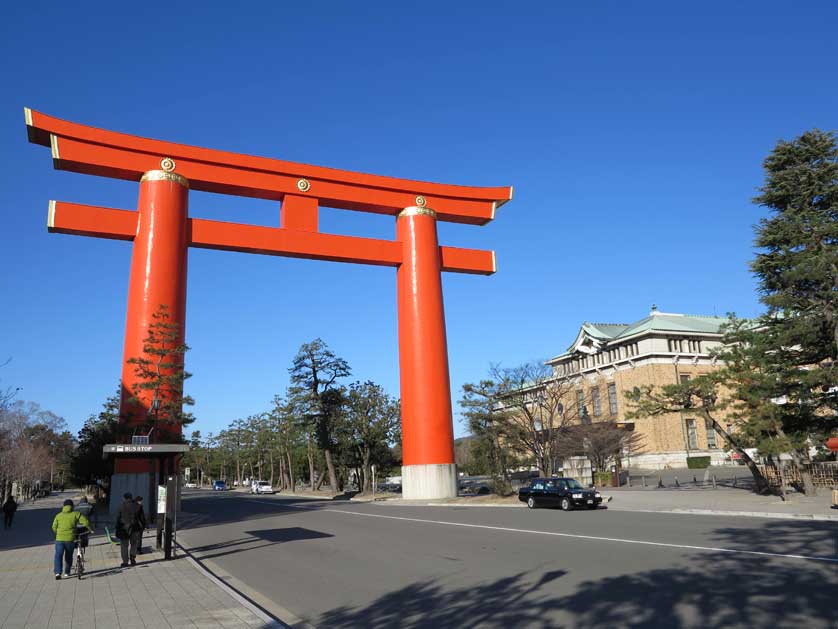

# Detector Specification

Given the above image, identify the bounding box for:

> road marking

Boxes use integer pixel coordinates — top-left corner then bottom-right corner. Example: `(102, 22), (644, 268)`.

(319, 508), (838, 564)
(222, 496), (838, 563)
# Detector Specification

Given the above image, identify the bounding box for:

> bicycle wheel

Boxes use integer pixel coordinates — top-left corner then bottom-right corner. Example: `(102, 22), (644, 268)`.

(76, 549), (84, 579)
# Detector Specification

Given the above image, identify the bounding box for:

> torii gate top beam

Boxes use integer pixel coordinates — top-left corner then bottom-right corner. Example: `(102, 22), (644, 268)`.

(25, 109), (512, 225)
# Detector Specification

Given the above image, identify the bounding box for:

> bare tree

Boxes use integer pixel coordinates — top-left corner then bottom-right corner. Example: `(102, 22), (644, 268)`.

(559, 421), (644, 474)
(0, 357), (21, 415)
(463, 362), (578, 478)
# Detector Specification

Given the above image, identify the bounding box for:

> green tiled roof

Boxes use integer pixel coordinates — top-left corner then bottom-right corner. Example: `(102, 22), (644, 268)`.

(582, 323), (630, 339)
(549, 310), (728, 363)
(616, 313), (728, 338)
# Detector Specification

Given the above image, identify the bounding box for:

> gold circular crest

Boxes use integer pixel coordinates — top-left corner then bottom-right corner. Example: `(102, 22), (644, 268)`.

(160, 157), (176, 172)
(297, 178), (311, 192)
(415, 195), (427, 207)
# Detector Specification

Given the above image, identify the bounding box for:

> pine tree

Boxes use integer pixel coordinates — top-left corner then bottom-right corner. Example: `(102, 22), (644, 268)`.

(751, 129), (838, 416)
(288, 338), (350, 493)
(71, 389), (123, 486)
(127, 304), (195, 439)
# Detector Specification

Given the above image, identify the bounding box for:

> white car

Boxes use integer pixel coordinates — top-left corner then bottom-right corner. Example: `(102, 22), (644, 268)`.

(251, 480), (274, 494)
(184, 482), (197, 489)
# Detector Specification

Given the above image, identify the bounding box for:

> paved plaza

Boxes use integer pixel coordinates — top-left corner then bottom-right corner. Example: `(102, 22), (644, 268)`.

(0, 493), (272, 629)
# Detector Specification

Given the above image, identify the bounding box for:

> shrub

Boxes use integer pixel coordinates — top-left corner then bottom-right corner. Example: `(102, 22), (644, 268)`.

(687, 456), (711, 469)
(490, 478), (513, 496)
(594, 471), (613, 486)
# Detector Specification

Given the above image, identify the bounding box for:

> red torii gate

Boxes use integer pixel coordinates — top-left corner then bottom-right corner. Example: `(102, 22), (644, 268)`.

(25, 108), (512, 500)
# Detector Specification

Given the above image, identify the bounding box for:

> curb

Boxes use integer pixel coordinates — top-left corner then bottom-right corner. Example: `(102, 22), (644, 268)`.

(176, 540), (315, 629)
(426, 503), (523, 508)
(652, 508), (838, 521)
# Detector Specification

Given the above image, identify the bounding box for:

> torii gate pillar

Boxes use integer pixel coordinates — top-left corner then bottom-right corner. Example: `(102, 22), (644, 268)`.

(119, 170), (189, 436)
(397, 207), (457, 499)
(110, 170), (189, 514)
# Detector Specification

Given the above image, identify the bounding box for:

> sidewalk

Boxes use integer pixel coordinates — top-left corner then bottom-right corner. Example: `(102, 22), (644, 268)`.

(0, 492), (273, 628)
(602, 485), (838, 520)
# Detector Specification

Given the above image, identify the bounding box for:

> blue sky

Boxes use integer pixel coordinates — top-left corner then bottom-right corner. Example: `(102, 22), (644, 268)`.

(2, 2), (836, 439)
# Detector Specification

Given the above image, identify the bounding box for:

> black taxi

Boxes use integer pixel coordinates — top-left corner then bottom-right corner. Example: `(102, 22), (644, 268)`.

(518, 477), (602, 511)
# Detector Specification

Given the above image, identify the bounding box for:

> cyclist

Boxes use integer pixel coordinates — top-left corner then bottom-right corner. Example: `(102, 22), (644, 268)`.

(51, 499), (90, 580)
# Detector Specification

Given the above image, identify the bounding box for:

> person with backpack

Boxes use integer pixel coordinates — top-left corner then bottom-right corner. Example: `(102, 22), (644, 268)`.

(51, 499), (90, 579)
(115, 492), (139, 568)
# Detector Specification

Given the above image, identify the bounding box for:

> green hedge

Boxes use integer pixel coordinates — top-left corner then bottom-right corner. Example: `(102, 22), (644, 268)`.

(594, 471), (613, 486)
(687, 456), (711, 469)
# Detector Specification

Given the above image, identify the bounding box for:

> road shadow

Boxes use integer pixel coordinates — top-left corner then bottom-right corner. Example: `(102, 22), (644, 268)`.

(0, 502), (70, 550)
(248, 527), (333, 543)
(318, 570), (568, 629)
(178, 493), (336, 532)
(185, 527), (334, 562)
(316, 520), (837, 628)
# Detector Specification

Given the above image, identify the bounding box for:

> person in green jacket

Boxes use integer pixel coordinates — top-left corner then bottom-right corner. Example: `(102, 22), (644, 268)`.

(52, 499), (90, 579)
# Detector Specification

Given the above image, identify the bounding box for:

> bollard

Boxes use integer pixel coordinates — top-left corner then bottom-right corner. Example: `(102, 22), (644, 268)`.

(733, 475), (737, 487)
(628, 475), (632, 487)
(658, 475), (664, 488)
(643, 475), (647, 487)
(712, 474), (717, 489)
(675, 476), (680, 487)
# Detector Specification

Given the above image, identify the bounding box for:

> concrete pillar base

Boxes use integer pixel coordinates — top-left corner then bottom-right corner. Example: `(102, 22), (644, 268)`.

(402, 463), (458, 500)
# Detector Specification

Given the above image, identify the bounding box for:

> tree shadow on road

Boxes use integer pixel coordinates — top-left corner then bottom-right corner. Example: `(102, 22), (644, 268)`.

(185, 527), (334, 561)
(0, 502), (67, 550)
(318, 570), (568, 629)
(316, 520), (837, 629)
(178, 494), (334, 532)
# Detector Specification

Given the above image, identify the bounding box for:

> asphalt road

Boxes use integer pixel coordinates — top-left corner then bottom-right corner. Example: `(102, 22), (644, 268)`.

(178, 491), (838, 629)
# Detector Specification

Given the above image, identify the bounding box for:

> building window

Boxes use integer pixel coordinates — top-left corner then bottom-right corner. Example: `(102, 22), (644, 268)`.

(576, 390), (589, 422)
(705, 419), (718, 449)
(686, 418), (698, 449)
(680, 374), (691, 384)
(591, 388), (602, 417)
(608, 383), (618, 415)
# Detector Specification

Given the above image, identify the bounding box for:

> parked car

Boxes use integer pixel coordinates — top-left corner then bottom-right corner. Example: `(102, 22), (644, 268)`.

(460, 481), (491, 496)
(518, 477), (602, 511)
(251, 480), (274, 495)
(184, 482), (197, 489)
(212, 480), (227, 491)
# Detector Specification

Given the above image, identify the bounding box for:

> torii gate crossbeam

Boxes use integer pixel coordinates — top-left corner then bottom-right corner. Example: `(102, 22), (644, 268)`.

(25, 108), (513, 501)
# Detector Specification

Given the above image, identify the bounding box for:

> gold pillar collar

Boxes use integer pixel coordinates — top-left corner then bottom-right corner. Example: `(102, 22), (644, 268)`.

(398, 206), (437, 219)
(140, 170), (189, 188)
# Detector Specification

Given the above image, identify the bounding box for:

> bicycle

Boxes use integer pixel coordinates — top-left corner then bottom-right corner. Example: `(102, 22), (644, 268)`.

(73, 526), (92, 579)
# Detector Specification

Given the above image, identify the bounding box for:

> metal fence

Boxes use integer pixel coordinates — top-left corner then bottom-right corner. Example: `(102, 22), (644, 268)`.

(624, 472), (755, 490)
